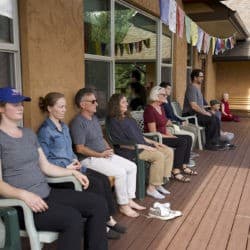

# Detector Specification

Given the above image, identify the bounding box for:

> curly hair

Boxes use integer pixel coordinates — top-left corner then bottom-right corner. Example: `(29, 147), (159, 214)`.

(107, 93), (131, 120)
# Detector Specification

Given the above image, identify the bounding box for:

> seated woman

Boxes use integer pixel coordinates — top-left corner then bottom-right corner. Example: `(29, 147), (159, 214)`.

(221, 93), (240, 122)
(37, 92), (126, 237)
(144, 86), (198, 183)
(107, 93), (174, 199)
(0, 87), (107, 250)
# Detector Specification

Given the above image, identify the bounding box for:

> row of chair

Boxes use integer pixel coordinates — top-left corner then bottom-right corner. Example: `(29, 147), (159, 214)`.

(0, 101), (204, 249)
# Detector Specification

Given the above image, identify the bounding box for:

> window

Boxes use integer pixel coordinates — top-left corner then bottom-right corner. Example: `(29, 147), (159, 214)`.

(0, 0), (21, 89)
(85, 60), (111, 119)
(115, 2), (157, 94)
(0, 52), (14, 87)
(83, 0), (173, 117)
(84, 0), (111, 56)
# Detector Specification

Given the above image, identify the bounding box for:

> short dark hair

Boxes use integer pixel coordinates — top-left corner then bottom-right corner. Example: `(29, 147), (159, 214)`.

(191, 69), (204, 81)
(160, 82), (172, 88)
(74, 88), (95, 108)
(131, 69), (141, 82)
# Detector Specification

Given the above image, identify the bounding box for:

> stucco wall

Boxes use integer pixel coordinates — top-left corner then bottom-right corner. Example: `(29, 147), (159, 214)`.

(19, 0), (84, 131)
(216, 61), (250, 110)
(205, 51), (217, 102)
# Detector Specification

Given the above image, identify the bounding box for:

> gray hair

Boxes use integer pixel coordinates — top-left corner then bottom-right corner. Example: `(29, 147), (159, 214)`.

(148, 86), (165, 102)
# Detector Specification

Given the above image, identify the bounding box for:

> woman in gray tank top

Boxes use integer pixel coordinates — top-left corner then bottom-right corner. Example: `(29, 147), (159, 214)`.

(0, 87), (108, 250)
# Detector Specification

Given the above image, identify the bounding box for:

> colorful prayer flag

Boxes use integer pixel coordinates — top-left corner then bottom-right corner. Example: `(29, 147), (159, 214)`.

(185, 16), (191, 44)
(177, 6), (185, 38)
(168, 0), (177, 33)
(159, 0), (170, 25)
(197, 27), (204, 52)
(191, 21), (198, 46)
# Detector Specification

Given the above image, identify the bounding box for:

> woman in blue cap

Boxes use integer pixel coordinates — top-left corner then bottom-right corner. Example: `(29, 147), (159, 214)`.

(0, 87), (108, 250)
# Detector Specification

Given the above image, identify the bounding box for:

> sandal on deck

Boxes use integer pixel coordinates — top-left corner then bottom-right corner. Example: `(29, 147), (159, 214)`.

(183, 167), (198, 175)
(172, 172), (190, 183)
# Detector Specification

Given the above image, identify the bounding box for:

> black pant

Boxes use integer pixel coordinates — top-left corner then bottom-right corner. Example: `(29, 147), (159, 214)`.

(196, 113), (221, 146)
(163, 135), (192, 169)
(17, 189), (108, 250)
(86, 168), (116, 216)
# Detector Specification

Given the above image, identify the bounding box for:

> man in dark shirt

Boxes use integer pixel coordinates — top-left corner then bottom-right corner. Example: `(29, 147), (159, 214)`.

(183, 69), (225, 151)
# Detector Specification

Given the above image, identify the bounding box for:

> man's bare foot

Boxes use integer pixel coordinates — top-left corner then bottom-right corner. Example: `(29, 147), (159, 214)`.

(129, 200), (146, 210)
(119, 205), (139, 218)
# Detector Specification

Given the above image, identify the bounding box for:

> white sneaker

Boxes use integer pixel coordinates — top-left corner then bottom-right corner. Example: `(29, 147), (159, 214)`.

(156, 186), (171, 195)
(153, 202), (170, 209)
(148, 207), (182, 221)
(146, 189), (165, 199)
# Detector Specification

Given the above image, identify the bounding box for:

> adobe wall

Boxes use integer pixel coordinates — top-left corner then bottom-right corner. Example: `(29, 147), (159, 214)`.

(216, 61), (250, 111)
(19, 0), (84, 130)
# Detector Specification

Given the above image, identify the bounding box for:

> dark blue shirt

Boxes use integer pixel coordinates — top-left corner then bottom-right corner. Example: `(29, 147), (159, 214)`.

(37, 118), (77, 167)
(162, 102), (183, 124)
(109, 117), (150, 160)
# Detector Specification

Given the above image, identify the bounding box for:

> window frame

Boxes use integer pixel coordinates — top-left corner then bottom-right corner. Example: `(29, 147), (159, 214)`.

(84, 0), (173, 96)
(0, 0), (21, 91)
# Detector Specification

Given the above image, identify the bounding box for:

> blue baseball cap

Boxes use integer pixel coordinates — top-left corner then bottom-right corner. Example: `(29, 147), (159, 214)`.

(0, 87), (31, 103)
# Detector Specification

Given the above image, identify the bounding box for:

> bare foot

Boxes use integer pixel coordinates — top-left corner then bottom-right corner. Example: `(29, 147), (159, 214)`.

(129, 199), (146, 210)
(119, 205), (139, 218)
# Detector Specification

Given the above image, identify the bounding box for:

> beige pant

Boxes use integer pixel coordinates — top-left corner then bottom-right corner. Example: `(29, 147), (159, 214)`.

(139, 146), (173, 186)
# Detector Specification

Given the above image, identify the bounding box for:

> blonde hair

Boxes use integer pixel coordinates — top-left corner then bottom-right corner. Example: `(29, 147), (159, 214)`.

(148, 86), (165, 102)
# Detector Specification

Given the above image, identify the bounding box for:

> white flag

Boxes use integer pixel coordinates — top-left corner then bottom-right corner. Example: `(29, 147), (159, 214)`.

(168, 0), (177, 33)
(0, 0), (13, 19)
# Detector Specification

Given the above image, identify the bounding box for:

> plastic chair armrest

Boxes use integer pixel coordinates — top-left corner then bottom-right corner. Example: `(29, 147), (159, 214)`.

(46, 176), (82, 191)
(143, 132), (162, 144)
(0, 199), (39, 245)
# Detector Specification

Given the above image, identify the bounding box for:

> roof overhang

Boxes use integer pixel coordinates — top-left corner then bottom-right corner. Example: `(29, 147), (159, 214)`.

(213, 38), (250, 61)
(182, 0), (249, 40)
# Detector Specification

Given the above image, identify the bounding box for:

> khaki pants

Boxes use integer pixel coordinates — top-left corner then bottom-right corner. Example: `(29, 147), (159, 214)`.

(139, 146), (173, 186)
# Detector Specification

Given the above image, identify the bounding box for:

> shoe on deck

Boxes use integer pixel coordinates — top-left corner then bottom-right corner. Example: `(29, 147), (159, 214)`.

(147, 189), (165, 199)
(156, 186), (171, 195)
(106, 228), (121, 240)
(148, 207), (182, 221)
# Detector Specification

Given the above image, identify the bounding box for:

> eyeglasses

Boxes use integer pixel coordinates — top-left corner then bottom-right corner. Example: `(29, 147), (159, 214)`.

(83, 99), (97, 104)
(198, 75), (204, 78)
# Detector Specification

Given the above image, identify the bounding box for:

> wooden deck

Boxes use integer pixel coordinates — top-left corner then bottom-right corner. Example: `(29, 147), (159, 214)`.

(108, 118), (250, 250)
(24, 119), (250, 250)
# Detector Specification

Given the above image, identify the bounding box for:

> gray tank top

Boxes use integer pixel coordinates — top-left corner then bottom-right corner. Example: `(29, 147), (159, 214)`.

(0, 128), (50, 198)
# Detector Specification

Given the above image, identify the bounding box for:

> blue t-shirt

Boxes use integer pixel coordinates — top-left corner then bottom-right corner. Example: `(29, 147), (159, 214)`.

(37, 118), (77, 167)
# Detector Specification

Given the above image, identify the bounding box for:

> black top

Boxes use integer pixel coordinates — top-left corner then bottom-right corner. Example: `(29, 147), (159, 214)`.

(109, 117), (151, 161)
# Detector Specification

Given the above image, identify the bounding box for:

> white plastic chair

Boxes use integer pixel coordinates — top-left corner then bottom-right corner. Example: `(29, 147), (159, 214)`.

(0, 165), (82, 250)
(130, 110), (163, 143)
(171, 101), (205, 150)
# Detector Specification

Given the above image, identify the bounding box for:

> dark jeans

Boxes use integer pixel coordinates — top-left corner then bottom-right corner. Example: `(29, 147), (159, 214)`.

(163, 134), (192, 169)
(196, 113), (221, 146)
(17, 188), (108, 250)
(86, 168), (116, 216)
